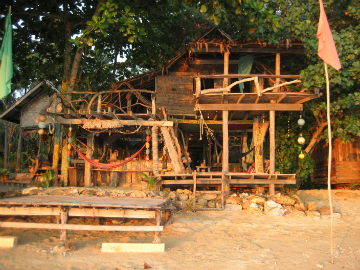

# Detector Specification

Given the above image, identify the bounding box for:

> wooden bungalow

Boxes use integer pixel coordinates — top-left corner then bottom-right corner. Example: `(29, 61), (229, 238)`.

(33, 28), (320, 195)
(312, 137), (360, 186)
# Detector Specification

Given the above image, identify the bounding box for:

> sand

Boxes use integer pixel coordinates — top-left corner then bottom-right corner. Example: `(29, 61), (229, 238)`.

(0, 189), (359, 270)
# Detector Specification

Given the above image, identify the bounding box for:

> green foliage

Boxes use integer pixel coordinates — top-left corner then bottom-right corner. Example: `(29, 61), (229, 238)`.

(38, 169), (54, 188)
(0, 169), (11, 176)
(141, 172), (159, 190)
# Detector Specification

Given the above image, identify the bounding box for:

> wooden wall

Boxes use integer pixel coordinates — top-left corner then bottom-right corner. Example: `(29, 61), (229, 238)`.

(20, 92), (50, 128)
(312, 138), (360, 184)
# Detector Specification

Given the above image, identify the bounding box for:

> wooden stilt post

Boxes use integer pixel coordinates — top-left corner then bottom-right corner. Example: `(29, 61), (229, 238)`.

(52, 124), (62, 186)
(222, 102), (230, 195)
(16, 128), (23, 173)
(269, 100), (276, 195)
(59, 207), (69, 241)
(275, 53), (280, 92)
(84, 133), (94, 186)
(153, 210), (162, 244)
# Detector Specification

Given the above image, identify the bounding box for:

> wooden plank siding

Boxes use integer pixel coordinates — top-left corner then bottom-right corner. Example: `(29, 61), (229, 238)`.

(312, 138), (360, 184)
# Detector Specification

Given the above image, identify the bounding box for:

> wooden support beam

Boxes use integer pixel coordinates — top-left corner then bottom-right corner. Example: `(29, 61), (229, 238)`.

(80, 119), (173, 128)
(84, 133), (94, 186)
(269, 100), (276, 195)
(193, 74), (300, 79)
(222, 101), (230, 196)
(198, 104), (303, 111)
(276, 94), (286, 103)
(274, 53), (281, 92)
(88, 110), (113, 120)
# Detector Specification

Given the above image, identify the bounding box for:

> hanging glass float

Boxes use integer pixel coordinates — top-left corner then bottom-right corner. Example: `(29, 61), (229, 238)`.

(297, 134), (305, 145)
(298, 115), (305, 126)
(299, 151), (305, 159)
(38, 121), (46, 129)
(39, 114), (46, 122)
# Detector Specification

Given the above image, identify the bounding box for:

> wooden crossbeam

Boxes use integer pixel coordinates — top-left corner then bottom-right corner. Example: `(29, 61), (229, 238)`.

(54, 118), (173, 127)
(198, 103), (303, 111)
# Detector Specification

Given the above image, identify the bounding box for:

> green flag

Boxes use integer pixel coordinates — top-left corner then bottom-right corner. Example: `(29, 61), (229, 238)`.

(0, 12), (12, 100)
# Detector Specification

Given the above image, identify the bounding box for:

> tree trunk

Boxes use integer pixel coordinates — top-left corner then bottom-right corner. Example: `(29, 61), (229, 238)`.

(305, 121), (328, 155)
(52, 123), (62, 186)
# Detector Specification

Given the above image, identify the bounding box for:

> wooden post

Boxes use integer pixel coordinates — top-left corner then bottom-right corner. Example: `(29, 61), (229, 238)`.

(84, 133), (94, 186)
(59, 207), (69, 241)
(152, 126), (159, 175)
(222, 101), (230, 195)
(153, 210), (162, 244)
(52, 124), (62, 186)
(60, 136), (69, 186)
(16, 128), (23, 173)
(223, 51), (230, 89)
(269, 100), (276, 195)
(274, 53), (280, 92)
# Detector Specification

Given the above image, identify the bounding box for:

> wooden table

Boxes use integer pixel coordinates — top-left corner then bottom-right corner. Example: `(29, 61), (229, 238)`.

(0, 195), (172, 244)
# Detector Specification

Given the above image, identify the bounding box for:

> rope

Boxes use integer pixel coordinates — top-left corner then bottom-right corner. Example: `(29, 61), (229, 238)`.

(71, 139), (149, 169)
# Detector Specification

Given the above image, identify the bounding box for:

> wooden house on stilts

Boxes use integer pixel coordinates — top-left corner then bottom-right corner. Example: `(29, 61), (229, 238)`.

(5, 28), (321, 196)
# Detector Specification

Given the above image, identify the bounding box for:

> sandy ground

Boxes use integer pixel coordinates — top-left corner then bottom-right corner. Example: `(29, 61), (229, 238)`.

(0, 189), (359, 270)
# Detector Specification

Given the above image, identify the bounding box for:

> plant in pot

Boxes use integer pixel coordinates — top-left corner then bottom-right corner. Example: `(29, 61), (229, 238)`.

(141, 172), (159, 191)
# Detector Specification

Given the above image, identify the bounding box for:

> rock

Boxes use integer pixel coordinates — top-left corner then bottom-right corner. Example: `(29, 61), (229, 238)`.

(182, 189), (192, 195)
(307, 202), (318, 211)
(70, 188), (79, 195)
(248, 195), (266, 206)
(240, 193), (249, 199)
(175, 200), (187, 210)
(64, 242), (77, 251)
(80, 189), (96, 196)
(176, 189), (191, 194)
(319, 206), (336, 215)
(285, 209), (306, 218)
(248, 203), (263, 215)
(306, 211), (321, 219)
(207, 200), (216, 208)
(47, 189), (68, 195)
(294, 202), (307, 211)
(225, 204), (242, 211)
(22, 187), (40, 195)
(4, 191), (20, 198)
(215, 201), (222, 208)
(168, 192), (177, 201)
(321, 213), (342, 219)
(225, 196), (242, 205)
(176, 189), (184, 193)
(230, 193), (238, 197)
(316, 263), (324, 269)
(201, 193), (217, 201)
(264, 200), (285, 216)
(162, 188), (171, 193)
(266, 195), (277, 202)
(276, 194), (296, 206)
(197, 198), (208, 206)
(242, 200), (250, 210)
(129, 191), (147, 198)
(158, 191), (167, 198)
(109, 191), (125, 197)
(178, 193), (189, 201)
(96, 190), (109, 196)
(292, 194), (302, 203)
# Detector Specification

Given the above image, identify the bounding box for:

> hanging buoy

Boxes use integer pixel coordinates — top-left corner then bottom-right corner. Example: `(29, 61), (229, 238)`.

(38, 129), (44, 135)
(67, 150), (71, 156)
(67, 156), (71, 162)
(68, 131), (72, 137)
(297, 136), (305, 145)
(68, 137), (72, 143)
(146, 148), (150, 155)
(145, 142), (150, 148)
(39, 114), (46, 122)
(145, 155), (150, 161)
(24, 132), (29, 137)
(67, 144), (72, 150)
(299, 152), (305, 159)
(298, 118), (305, 126)
(38, 121), (46, 129)
(146, 135), (151, 142)
(146, 129), (151, 136)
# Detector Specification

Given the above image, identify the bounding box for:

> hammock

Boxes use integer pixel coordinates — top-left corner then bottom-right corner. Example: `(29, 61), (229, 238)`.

(71, 141), (147, 169)
(212, 136), (255, 159)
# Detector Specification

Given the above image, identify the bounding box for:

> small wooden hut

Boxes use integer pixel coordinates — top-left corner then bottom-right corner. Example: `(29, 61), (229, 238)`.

(312, 137), (360, 186)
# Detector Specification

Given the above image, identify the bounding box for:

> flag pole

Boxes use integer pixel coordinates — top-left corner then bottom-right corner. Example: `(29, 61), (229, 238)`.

(324, 62), (334, 264)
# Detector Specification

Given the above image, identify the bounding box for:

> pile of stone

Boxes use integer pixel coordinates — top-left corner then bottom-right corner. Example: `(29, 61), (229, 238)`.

(0, 187), (341, 219)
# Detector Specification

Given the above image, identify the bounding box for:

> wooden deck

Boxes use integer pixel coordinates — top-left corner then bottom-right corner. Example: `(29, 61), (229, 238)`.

(0, 195), (172, 244)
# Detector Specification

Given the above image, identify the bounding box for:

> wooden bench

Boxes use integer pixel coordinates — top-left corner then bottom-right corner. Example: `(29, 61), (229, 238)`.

(0, 195), (172, 244)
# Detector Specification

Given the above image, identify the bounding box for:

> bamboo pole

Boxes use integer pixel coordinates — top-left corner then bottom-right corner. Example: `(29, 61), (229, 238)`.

(324, 62), (334, 263)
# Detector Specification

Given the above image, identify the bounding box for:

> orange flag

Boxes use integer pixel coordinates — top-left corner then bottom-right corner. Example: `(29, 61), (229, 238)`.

(317, 0), (341, 70)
